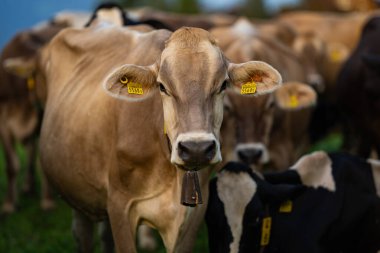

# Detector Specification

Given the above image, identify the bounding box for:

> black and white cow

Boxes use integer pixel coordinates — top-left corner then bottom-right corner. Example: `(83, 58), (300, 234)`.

(84, 2), (172, 30)
(206, 151), (380, 253)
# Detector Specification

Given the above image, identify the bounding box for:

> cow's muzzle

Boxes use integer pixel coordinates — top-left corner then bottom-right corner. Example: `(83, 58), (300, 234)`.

(236, 143), (269, 165)
(171, 132), (222, 170)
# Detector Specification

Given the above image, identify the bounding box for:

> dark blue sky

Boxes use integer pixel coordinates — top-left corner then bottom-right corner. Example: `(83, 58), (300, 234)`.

(0, 0), (95, 49)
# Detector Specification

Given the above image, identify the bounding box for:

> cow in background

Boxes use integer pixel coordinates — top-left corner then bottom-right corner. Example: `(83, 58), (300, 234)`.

(278, 11), (380, 142)
(336, 16), (380, 158)
(206, 152), (380, 253)
(210, 18), (317, 171)
(0, 20), (70, 213)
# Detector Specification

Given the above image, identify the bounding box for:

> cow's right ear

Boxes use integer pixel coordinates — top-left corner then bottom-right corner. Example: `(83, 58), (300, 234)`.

(3, 57), (36, 78)
(103, 64), (158, 101)
(228, 61), (282, 96)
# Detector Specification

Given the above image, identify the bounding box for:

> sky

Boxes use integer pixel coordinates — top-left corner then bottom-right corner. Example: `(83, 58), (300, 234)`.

(0, 0), (301, 49)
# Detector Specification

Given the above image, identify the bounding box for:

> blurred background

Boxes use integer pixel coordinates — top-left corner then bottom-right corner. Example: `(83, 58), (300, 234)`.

(0, 0), (378, 252)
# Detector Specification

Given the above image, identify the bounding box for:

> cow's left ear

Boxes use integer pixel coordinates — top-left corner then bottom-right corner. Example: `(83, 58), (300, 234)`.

(274, 82), (317, 111)
(228, 61), (282, 96)
(3, 57), (36, 78)
(103, 64), (158, 101)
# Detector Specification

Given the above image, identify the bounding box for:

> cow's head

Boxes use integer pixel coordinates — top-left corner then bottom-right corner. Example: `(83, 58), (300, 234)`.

(103, 27), (282, 170)
(292, 32), (325, 93)
(223, 82), (316, 168)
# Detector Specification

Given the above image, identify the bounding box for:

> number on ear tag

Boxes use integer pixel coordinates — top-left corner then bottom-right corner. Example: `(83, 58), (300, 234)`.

(127, 82), (144, 95)
(289, 95), (299, 108)
(241, 81), (257, 95)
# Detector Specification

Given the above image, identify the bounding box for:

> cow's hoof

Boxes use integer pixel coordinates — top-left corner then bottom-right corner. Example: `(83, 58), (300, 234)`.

(41, 199), (55, 211)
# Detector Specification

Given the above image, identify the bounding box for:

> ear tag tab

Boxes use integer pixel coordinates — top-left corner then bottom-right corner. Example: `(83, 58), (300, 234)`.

(241, 81), (257, 95)
(120, 76), (144, 95)
(289, 95), (299, 108)
(279, 200), (293, 213)
(330, 50), (342, 62)
(260, 217), (272, 246)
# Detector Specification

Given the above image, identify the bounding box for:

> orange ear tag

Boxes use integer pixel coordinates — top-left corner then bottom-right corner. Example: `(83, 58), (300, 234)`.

(240, 81), (257, 95)
(289, 95), (299, 108)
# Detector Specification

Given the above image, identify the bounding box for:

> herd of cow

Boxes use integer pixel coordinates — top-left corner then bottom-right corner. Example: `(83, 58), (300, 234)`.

(1, 2), (380, 253)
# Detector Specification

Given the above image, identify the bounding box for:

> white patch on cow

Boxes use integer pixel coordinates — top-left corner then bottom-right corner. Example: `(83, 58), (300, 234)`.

(217, 170), (256, 253)
(171, 132), (221, 166)
(232, 18), (258, 37)
(368, 159), (380, 197)
(96, 8), (123, 27)
(235, 143), (270, 164)
(290, 151), (336, 192)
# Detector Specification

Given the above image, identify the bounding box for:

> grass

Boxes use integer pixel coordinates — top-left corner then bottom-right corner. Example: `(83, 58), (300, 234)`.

(0, 134), (340, 252)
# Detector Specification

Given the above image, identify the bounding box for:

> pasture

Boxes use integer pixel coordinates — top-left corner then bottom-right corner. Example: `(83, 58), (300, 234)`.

(0, 134), (341, 252)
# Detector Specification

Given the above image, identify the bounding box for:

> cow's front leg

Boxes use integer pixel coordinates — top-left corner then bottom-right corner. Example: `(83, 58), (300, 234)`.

(1, 128), (20, 213)
(108, 195), (137, 253)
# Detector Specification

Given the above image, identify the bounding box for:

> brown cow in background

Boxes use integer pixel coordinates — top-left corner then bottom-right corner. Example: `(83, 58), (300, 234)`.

(0, 22), (68, 213)
(211, 18), (317, 171)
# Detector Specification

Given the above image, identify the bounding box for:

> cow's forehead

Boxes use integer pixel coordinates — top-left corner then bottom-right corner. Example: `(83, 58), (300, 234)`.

(158, 29), (227, 93)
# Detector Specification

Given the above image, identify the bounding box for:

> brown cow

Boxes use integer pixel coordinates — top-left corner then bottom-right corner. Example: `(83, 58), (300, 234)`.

(11, 24), (282, 252)
(211, 18), (316, 171)
(0, 22), (68, 213)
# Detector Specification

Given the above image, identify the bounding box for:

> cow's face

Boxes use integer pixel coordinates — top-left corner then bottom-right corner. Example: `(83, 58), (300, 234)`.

(224, 82), (316, 167)
(103, 27), (282, 170)
(293, 33), (325, 92)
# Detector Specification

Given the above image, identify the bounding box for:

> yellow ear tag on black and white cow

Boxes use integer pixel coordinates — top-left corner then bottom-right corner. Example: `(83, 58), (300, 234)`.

(241, 81), (257, 95)
(279, 200), (293, 213)
(289, 95), (299, 108)
(120, 76), (144, 95)
(260, 217), (272, 246)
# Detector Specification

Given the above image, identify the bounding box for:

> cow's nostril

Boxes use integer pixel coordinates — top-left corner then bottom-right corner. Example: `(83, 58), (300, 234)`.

(178, 140), (216, 166)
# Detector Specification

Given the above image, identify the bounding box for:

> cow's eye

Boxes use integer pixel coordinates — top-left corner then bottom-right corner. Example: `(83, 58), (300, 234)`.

(219, 81), (228, 93)
(159, 83), (169, 95)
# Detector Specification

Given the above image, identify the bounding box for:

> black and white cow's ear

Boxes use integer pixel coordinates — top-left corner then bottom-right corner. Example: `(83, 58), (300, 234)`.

(103, 64), (158, 101)
(274, 82), (317, 111)
(227, 61), (282, 96)
(258, 179), (305, 204)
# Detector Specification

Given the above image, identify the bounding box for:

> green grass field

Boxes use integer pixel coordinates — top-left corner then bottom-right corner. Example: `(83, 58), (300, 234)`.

(0, 133), (341, 252)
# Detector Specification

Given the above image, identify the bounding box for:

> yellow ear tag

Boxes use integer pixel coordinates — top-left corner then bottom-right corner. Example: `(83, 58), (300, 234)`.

(241, 81), (257, 95)
(163, 122), (167, 135)
(330, 50), (342, 62)
(27, 76), (35, 90)
(289, 95), (299, 108)
(279, 200), (293, 213)
(127, 82), (144, 95)
(260, 217), (272, 246)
